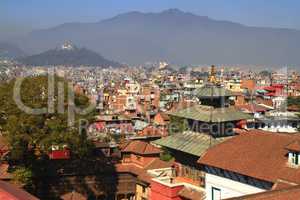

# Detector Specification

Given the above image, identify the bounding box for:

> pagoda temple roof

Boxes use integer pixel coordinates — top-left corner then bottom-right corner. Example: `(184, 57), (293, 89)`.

(168, 105), (252, 122)
(153, 131), (231, 157)
(194, 85), (234, 98)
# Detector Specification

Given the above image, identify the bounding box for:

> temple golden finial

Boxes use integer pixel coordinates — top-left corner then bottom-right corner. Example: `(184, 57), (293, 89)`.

(209, 65), (217, 84)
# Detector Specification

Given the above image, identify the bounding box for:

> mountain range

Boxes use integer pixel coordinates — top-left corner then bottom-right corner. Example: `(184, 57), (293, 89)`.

(3, 9), (300, 65)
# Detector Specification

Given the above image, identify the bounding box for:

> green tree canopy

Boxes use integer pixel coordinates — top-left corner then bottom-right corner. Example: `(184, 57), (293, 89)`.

(0, 75), (96, 163)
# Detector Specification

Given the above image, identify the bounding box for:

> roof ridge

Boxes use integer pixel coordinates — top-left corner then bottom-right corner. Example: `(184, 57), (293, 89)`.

(141, 141), (149, 154)
(144, 157), (157, 169)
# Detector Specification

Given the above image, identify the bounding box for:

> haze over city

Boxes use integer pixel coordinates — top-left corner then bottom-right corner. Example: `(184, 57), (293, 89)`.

(0, 1), (300, 200)
(1, 1), (300, 65)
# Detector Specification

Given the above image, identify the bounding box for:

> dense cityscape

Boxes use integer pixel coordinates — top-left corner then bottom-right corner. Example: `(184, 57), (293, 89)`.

(1, 1), (300, 200)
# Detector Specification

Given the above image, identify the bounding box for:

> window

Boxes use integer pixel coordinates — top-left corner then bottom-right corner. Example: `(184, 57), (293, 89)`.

(212, 187), (221, 200)
(292, 122), (297, 128)
(291, 152), (299, 165)
(199, 176), (205, 187)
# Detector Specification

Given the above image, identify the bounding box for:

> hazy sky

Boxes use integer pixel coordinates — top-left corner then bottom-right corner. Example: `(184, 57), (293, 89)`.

(1, 0), (300, 38)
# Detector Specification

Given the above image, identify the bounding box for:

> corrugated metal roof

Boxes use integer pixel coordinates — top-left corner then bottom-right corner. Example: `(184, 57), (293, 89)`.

(195, 85), (234, 98)
(168, 105), (252, 122)
(153, 131), (230, 157)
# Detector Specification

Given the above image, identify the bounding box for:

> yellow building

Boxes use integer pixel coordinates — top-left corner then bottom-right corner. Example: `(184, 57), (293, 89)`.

(135, 183), (149, 200)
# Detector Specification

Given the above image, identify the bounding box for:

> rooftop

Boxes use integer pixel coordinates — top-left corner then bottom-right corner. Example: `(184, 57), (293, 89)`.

(285, 140), (300, 152)
(61, 191), (86, 200)
(225, 184), (300, 200)
(199, 130), (300, 184)
(153, 131), (231, 157)
(115, 157), (173, 184)
(168, 105), (252, 122)
(195, 85), (234, 98)
(0, 180), (39, 200)
(122, 140), (162, 155)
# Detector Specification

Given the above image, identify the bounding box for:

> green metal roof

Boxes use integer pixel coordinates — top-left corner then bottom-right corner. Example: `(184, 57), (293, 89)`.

(195, 85), (234, 98)
(168, 105), (252, 122)
(153, 131), (230, 157)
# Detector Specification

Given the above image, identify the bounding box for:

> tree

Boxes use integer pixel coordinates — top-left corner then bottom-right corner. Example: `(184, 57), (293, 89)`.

(11, 167), (33, 188)
(169, 116), (189, 134)
(160, 147), (173, 162)
(0, 75), (96, 163)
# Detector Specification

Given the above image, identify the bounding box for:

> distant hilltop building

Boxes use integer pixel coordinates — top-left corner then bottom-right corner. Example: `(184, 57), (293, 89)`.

(61, 41), (75, 50)
(159, 61), (169, 69)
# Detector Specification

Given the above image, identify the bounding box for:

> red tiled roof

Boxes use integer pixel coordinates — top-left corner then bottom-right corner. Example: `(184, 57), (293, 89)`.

(256, 98), (273, 108)
(285, 140), (300, 152)
(144, 158), (174, 170)
(115, 158), (173, 184)
(154, 112), (170, 126)
(287, 105), (300, 112)
(0, 137), (9, 158)
(225, 184), (300, 200)
(178, 187), (205, 200)
(0, 180), (39, 200)
(168, 100), (195, 112)
(271, 180), (297, 190)
(137, 126), (167, 137)
(0, 163), (12, 180)
(61, 191), (87, 200)
(122, 140), (161, 155)
(199, 130), (300, 184)
(158, 112), (170, 121)
(236, 104), (268, 113)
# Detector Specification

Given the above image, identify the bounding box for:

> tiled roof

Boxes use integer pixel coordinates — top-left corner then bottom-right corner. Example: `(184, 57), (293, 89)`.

(225, 185), (300, 200)
(178, 187), (205, 200)
(287, 105), (300, 112)
(95, 114), (131, 122)
(285, 140), (300, 152)
(115, 158), (173, 184)
(137, 126), (167, 137)
(144, 158), (174, 170)
(199, 130), (300, 184)
(159, 112), (170, 121)
(153, 131), (231, 157)
(236, 104), (268, 113)
(0, 180), (39, 200)
(115, 164), (152, 182)
(122, 140), (161, 155)
(168, 99), (196, 112)
(195, 85), (234, 98)
(271, 180), (297, 190)
(61, 191), (87, 200)
(0, 163), (12, 180)
(256, 98), (274, 108)
(0, 136), (9, 157)
(168, 105), (252, 122)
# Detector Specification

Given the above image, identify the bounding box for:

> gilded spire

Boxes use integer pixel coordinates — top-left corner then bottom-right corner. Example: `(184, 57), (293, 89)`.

(209, 65), (217, 84)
